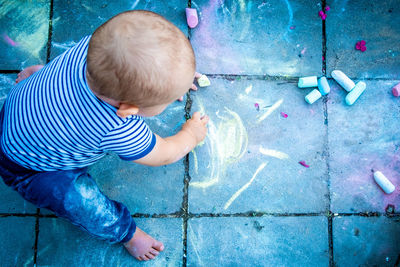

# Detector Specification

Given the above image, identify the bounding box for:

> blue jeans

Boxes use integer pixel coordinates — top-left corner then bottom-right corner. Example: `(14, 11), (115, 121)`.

(0, 107), (136, 243)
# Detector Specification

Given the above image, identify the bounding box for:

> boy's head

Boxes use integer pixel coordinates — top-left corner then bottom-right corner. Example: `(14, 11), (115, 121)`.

(86, 10), (195, 116)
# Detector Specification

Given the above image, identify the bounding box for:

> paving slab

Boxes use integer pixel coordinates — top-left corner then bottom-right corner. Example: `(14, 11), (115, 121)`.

(328, 79), (400, 213)
(0, 74), (37, 214)
(0, 1), (49, 70)
(326, 0), (400, 79)
(191, 0), (322, 76)
(87, 101), (187, 215)
(0, 217), (36, 266)
(189, 77), (328, 214)
(37, 217), (183, 266)
(51, 0), (188, 59)
(333, 216), (400, 266)
(187, 216), (329, 266)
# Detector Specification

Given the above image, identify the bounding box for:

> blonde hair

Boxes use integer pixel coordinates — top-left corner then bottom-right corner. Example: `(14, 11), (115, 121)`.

(87, 10), (195, 107)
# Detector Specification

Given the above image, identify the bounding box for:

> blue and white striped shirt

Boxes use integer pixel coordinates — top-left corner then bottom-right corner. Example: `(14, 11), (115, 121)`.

(1, 36), (156, 171)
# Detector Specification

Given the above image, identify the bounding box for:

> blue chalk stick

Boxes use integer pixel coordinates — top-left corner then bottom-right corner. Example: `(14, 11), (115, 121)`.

(298, 76), (318, 88)
(305, 89), (322, 104)
(345, 81), (366, 105)
(318, 77), (330, 95)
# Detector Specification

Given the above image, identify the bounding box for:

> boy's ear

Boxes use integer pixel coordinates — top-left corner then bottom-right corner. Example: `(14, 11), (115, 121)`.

(116, 103), (139, 118)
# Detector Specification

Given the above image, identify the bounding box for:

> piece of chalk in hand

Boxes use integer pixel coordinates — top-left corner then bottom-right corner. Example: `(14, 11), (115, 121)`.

(373, 171), (395, 194)
(318, 76), (330, 95)
(185, 8), (198, 28)
(298, 76), (318, 88)
(331, 70), (355, 92)
(392, 82), (400, 97)
(345, 81), (366, 105)
(305, 89), (322, 104)
(197, 74), (211, 87)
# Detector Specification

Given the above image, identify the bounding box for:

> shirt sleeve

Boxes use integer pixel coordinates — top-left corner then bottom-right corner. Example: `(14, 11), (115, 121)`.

(99, 117), (156, 161)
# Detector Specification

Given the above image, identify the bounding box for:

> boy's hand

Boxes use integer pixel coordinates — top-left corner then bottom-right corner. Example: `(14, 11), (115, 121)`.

(178, 72), (202, 101)
(133, 111), (209, 167)
(181, 111), (209, 144)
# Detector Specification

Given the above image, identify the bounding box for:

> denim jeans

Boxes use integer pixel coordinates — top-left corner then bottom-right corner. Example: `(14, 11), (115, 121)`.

(0, 107), (136, 243)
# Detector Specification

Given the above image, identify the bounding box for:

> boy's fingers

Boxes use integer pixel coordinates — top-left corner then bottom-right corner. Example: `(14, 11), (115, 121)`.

(191, 84), (198, 91)
(192, 112), (201, 120)
(195, 72), (202, 78)
(201, 115), (209, 125)
(178, 96), (184, 101)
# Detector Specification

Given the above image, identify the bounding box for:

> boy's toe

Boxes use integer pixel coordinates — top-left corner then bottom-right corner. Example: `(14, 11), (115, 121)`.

(146, 253), (155, 260)
(150, 248), (159, 256)
(141, 255), (150, 261)
(152, 241), (164, 251)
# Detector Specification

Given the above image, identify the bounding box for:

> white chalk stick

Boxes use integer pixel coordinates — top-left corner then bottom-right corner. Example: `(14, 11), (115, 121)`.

(197, 74), (210, 87)
(373, 171), (395, 194)
(318, 77), (330, 95)
(305, 89), (322, 104)
(331, 70), (355, 92)
(298, 76), (318, 88)
(345, 81), (366, 105)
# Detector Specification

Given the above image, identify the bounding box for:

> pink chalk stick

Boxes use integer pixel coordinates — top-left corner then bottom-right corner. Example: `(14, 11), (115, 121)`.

(392, 83), (400, 97)
(186, 8), (198, 28)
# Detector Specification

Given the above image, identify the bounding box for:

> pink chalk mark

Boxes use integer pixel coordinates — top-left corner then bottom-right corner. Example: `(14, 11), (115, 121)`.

(290, 26), (295, 30)
(356, 40), (366, 51)
(299, 160), (310, 168)
(325, 6), (330, 11)
(301, 47), (307, 55)
(318, 10), (325, 16)
(254, 103), (260, 111)
(186, 8), (198, 28)
(322, 56), (325, 60)
(392, 82), (400, 97)
(321, 14), (327, 20)
(280, 112), (288, 118)
(3, 34), (18, 46)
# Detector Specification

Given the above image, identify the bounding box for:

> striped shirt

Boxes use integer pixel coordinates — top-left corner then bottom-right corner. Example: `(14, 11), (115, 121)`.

(1, 36), (156, 171)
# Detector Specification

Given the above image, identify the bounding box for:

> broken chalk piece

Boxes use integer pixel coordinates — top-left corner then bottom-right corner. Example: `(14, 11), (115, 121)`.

(392, 82), (400, 97)
(185, 8), (198, 28)
(299, 160), (310, 168)
(305, 89), (322, 104)
(345, 81), (366, 105)
(373, 171), (395, 194)
(197, 74), (210, 87)
(331, 70), (355, 92)
(385, 204), (395, 214)
(318, 77), (330, 95)
(298, 76), (318, 88)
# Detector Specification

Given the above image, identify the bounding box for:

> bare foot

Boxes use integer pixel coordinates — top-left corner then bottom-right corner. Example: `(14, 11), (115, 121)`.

(16, 65), (44, 83)
(124, 227), (164, 261)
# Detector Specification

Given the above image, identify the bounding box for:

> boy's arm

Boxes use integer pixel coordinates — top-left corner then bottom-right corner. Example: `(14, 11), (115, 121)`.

(133, 112), (209, 166)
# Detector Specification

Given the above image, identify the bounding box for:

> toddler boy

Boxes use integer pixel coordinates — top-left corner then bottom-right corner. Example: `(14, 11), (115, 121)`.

(0, 10), (208, 261)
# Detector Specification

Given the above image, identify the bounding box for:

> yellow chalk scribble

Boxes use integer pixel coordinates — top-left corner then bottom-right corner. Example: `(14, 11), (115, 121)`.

(191, 97), (248, 189)
(224, 162), (267, 210)
(245, 84), (253, 94)
(259, 147), (289, 159)
(257, 99), (283, 123)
